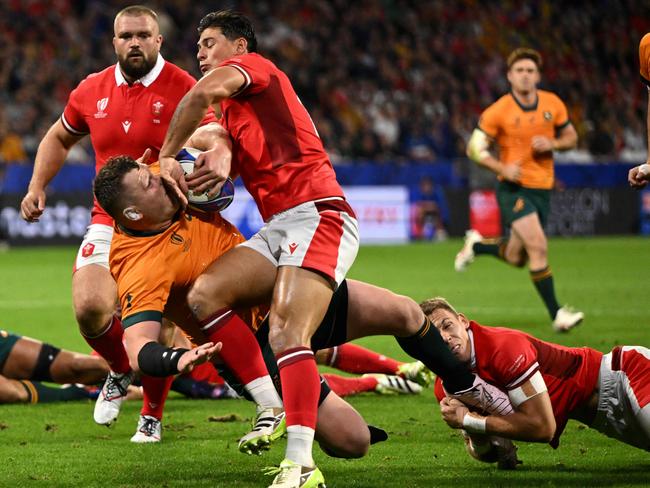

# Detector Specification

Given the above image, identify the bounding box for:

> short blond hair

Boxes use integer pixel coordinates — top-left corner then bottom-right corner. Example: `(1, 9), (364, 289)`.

(419, 297), (458, 317)
(507, 48), (542, 71)
(115, 5), (158, 24)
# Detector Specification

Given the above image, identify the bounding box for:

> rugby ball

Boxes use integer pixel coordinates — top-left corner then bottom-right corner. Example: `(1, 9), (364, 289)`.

(176, 147), (235, 212)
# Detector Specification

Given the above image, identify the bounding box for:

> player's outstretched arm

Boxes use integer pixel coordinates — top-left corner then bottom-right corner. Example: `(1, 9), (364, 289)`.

(20, 119), (83, 222)
(158, 67), (245, 203)
(440, 376), (556, 443)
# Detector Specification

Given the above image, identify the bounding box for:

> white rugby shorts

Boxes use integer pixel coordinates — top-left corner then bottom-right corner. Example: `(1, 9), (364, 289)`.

(591, 346), (650, 451)
(239, 198), (359, 286)
(73, 223), (114, 272)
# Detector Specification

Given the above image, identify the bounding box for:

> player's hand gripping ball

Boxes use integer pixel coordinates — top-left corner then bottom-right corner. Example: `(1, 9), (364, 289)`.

(176, 147), (235, 212)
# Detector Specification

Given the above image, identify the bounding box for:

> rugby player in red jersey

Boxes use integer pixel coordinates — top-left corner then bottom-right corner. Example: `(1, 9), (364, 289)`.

(19, 5), (218, 441)
(424, 297), (650, 463)
(158, 11), (512, 487)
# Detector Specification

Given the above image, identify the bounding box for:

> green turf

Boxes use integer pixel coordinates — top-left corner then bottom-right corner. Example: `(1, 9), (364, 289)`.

(0, 238), (649, 486)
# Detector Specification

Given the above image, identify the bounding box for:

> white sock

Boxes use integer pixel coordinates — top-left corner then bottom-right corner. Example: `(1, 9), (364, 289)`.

(285, 425), (315, 467)
(244, 375), (283, 409)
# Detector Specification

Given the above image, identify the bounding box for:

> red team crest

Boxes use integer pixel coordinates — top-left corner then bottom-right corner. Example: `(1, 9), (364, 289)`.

(82, 243), (95, 258)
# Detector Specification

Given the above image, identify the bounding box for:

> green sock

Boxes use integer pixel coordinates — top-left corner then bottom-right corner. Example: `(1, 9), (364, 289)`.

(530, 266), (560, 319)
(473, 238), (506, 260)
(20, 381), (90, 403)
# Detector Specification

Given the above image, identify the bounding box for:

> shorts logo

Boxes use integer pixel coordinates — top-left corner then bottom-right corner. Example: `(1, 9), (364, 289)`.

(513, 198), (525, 213)
(288, 243), (299, 255)
(82, 243), (95, 258)
(94, 98), (109, 118)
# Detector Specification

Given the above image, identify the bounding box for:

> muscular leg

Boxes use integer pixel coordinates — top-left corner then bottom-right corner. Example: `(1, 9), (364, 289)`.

(0, 375), (29, 403)
(314, 391), (370, 458)
(189, 246), (277, 312)
(73, 264), (117, 337)
(344, 279), (475, 394)
(49, 350), (109, 385)
(510, 213), (548, 271)
(1, 336), (43, 379)
(268, 266), (335, 469)
(188, 246), (285, 451)
(511, 213), (560, 319)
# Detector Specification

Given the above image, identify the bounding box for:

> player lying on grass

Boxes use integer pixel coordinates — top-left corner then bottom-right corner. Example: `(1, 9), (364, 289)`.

(0, 329), (109, 403)
(422, 297), (650, 466)
(93, 156), (512, 468)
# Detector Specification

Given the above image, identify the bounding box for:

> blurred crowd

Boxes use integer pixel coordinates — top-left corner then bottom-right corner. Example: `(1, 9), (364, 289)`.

(1, 0), (649, 167)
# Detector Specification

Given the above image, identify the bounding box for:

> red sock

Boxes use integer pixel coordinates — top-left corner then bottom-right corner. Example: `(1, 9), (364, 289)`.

(82, 315), (131, 374)
(277, 347), (320, 429)
(200, 308), (268, 385)
(331, 343), (402, 375)
(140, 374), (174, 420)
(322, 373), (377, 397)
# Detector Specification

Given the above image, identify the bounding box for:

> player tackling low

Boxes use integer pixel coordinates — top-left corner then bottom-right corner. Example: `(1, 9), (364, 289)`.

(424, 297), (650, 462)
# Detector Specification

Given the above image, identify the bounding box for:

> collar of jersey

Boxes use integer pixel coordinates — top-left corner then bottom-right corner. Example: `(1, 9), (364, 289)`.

(117, 210), (182, 237)
(114, 53), (165, 87)
(510, 90), (538, 112)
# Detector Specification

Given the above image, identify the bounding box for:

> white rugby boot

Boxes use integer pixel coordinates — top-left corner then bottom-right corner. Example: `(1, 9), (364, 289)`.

(93, 370), (134, 426)
(454, 229), (483, 272)
(130, 414), (162, 443)
(552, 306), (584, 332)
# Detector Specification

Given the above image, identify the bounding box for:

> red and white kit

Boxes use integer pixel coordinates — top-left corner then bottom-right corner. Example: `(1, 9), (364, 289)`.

(219, 52), (358, 282)
(435, 322), (650, 450)
(62, 54), (212, 270)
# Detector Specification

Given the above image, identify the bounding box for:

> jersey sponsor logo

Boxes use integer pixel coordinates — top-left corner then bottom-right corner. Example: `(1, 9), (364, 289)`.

(81, 242), (95, 257)
(288, 242), (298, 254)
(94, 97), (109, 118)
(122, 121), (132, 133)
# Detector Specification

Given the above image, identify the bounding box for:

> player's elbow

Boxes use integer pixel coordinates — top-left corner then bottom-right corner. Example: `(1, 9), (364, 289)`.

(530, 417), (556, 443)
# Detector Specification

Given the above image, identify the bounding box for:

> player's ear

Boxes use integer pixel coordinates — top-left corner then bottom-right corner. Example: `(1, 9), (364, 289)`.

(123, 206), (143, 221)
(458, 313), (470, 329)
(236, 37), (247, 54)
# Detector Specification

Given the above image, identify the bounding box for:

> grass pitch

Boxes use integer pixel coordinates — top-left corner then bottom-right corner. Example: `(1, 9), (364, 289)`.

(0, 237), (648, 487)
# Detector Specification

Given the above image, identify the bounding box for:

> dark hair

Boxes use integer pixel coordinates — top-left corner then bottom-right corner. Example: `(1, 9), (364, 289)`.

(198, 10), (257, 53)
(115, 5), (159, 24)
(419, 297), (458, 317)
(93, 155), (139, 218)
(507, 48), (543, 71)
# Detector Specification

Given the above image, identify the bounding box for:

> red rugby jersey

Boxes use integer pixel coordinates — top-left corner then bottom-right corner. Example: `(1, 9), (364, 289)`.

(434, 321), (602, 447)
(218, 53), (344, 221)
(62, 55), (209, 225)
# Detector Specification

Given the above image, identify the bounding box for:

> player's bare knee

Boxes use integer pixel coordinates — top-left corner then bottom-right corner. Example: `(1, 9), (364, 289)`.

(74, 298), (114, 336)
(397, 296), (426, 336)
(0, 381), (29, 404)
(320, 427), (370, 458)
(188, 275), (230, 318)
